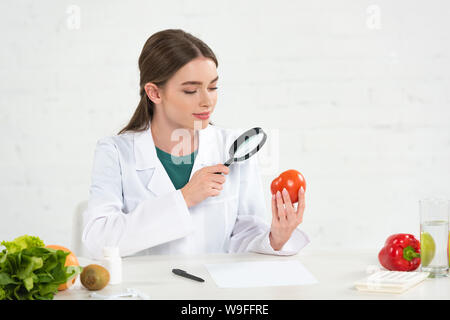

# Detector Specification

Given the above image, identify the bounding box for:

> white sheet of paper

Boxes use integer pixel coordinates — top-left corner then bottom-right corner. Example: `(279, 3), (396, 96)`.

(205, 260), (318, 288)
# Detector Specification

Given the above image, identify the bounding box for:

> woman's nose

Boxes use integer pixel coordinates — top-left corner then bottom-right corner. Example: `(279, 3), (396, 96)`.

(199, 90), (214, 107)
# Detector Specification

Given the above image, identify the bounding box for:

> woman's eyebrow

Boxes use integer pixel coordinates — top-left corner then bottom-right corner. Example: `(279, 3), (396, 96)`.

(181, 76), (219, 86)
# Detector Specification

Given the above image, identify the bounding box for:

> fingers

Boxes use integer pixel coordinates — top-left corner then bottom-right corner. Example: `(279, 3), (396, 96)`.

(208, 164), (229, 175)
(210, 173), (226, 184)
(275, 190), (287, 221)
(271, 187), (305, 247)
(210, 182), (223, 192)
(296, 186), (305, 223)
(273, 187), (304, 224)
(281, 188), (295, 220)
(271, 193), (278, 225)
(207, 165), (228, 183)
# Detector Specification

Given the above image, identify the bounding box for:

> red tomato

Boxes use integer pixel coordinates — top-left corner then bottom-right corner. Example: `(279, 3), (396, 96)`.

(270, 169), (306, 204)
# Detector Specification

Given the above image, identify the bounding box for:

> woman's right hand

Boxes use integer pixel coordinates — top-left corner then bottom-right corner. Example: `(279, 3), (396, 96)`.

(181, 164), (229, 208)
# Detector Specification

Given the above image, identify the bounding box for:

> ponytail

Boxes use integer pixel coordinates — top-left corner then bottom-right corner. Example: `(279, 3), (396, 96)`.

(118, 87), (153, 134)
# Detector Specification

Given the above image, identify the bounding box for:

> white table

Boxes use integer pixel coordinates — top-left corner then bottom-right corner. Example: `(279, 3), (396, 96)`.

(56, 249), (450, 300)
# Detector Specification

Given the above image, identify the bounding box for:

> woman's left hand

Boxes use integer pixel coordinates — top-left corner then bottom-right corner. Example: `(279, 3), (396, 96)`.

(269, 186), (305, 251)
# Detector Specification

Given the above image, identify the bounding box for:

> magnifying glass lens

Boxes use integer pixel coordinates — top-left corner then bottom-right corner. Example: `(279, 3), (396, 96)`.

(234, 133), (265, 158)
(215, 127), (267, 173)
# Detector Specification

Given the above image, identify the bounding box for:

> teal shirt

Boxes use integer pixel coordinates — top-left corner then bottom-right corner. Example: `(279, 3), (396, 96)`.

(155, 146), (198, 190)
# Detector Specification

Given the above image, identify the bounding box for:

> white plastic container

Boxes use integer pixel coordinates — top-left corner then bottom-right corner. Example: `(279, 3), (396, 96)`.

(102, 247), (122, 285)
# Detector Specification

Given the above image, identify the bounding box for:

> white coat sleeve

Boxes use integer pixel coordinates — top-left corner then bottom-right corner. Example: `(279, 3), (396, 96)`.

(228, 154), (310, 256)
(82, 138), (194, 259)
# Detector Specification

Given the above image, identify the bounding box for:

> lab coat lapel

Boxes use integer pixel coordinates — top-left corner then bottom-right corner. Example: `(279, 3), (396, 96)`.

(134, 123), (214, 196)
(134, 124), (174, 197)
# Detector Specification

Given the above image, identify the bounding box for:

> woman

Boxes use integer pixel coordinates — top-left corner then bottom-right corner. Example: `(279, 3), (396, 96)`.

(82, 29), (309, 259)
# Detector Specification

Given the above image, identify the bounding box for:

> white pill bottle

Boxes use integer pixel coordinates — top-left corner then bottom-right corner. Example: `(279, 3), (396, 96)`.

(101, 246), (123, 285)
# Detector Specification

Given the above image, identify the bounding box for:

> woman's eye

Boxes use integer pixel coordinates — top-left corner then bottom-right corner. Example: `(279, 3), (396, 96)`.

(183, 87), (218, 94)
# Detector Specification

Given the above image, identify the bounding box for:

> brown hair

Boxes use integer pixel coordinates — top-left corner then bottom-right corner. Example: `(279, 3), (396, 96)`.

(118, 29), (217, 135)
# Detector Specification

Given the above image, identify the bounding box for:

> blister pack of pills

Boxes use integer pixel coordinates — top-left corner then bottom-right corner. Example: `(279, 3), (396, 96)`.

(354, 270), (430, 294)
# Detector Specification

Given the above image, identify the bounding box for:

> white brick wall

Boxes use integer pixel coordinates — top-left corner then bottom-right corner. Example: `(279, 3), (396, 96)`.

(1, 0), (449, 256)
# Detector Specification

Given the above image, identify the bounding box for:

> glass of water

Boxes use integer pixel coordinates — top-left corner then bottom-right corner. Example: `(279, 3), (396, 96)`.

(419, 197), (449, 278)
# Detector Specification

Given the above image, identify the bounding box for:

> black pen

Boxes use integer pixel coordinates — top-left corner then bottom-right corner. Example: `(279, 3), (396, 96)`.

(172, 268), (205, 282)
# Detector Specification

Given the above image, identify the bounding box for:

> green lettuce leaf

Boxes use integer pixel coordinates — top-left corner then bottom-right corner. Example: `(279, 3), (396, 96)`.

(1, 235), (45, 254)
(0, 235), (83, 300)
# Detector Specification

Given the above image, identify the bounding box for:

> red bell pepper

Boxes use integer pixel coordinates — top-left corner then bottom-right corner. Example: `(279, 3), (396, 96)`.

(378, 233), (421, 271)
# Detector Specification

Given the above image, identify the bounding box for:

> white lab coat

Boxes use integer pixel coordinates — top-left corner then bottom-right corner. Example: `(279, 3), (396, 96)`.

(82, 122), (310, 259)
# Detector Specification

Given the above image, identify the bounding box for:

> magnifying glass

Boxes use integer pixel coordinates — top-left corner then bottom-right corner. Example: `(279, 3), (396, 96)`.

(214, 127), (267, 174)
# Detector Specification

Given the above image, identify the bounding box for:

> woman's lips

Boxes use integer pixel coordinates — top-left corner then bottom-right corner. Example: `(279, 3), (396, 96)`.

(193, 113), (210, 120)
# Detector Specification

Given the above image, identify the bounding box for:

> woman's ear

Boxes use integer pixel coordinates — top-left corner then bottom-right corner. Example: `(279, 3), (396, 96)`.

(144, 82), (162, 104)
